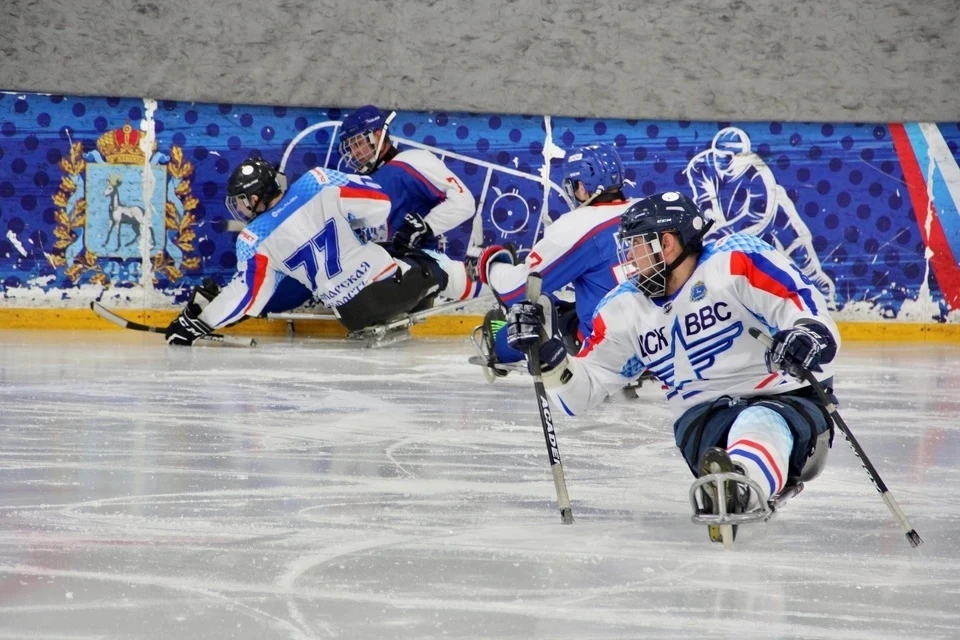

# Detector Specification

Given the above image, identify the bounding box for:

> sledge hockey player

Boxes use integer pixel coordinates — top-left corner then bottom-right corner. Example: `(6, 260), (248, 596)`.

(338, 104), (477, 256)
(505, 191), (840, 544)
(468, 143), (636, 381)
(250, 105), (480, 316)
(164, 159), (467, 346)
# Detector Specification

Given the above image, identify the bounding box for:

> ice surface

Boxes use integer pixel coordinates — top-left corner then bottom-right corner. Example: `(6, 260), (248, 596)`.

(0, 331), (957, 639)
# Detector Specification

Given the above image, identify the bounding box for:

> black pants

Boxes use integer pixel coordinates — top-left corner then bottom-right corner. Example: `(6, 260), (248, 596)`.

(335, 256), (445, 332)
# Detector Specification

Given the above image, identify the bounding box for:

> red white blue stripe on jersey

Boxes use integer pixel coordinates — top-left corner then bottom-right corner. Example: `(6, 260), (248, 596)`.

(729, 250), (820, 315)
(391, 161), (445, 199)
(339, 185), (392, 202)
(222, 254), (270, 326)
(578, 313), (607, 358)
(498, 216), (622, 305)
(754, 371), (781, 389)
(728, 438), (784, 496)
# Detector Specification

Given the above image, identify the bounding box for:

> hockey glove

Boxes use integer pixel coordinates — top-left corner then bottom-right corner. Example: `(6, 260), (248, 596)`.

(190, 278), (220, 310)
(465, 244), (517, 284)
(392, 212), (435, 253)
(765, 322), (837, 379)
(165, 302), (214, 346)
(506, 297), (567, 372)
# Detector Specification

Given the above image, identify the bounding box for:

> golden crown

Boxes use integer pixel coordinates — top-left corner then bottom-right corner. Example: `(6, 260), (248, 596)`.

(96, 124), (156, 164)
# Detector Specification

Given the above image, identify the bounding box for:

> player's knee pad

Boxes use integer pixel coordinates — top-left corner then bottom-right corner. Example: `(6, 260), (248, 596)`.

(726, 406), (794, 500)
(728, 406), (794, 443)
(798, 430), (831, 482)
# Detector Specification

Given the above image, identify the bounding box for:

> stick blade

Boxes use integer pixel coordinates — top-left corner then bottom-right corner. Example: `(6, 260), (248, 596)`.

(560, 508), (574, 525)
(906, 530), (923, 548)
(90, 301), (135, 330)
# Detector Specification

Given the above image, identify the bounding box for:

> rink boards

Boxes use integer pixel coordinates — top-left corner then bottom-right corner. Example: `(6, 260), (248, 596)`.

(2, 307), (960, 343)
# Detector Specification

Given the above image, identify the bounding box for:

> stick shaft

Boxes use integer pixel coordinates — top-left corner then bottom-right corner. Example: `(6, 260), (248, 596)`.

(802, 370), (920, 544)
(91, 302), (256, 347)
(525, 272), (574, 523)
(748, 327), (920, 547)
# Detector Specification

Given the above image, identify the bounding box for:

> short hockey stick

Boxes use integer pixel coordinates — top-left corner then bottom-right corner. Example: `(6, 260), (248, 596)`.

(91, 302), (258, 348)
(525, 272), (574, 524)
(749, 327), (922, 548)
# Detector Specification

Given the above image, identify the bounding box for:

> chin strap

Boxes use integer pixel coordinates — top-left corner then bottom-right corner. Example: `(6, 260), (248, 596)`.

(661, 218), (715, 280)
(366, 111), (397, 174)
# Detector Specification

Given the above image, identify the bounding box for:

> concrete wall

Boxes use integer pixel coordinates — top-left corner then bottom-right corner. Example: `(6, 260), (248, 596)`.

(2, 0), (958, 122)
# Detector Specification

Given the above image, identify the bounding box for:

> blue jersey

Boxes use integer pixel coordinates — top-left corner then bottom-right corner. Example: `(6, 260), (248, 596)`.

(359, 149), (475, 242)
(487, 199), (636, 339)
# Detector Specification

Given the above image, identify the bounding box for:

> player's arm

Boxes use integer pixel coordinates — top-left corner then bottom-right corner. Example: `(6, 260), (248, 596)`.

(506, 295), (641, 416)
(165, 254), (280, 345)
(483, 227), (590, 306)
(728, 246), (840, 374)
(404, 151), (476, 236)
(201, 254), (280, 328)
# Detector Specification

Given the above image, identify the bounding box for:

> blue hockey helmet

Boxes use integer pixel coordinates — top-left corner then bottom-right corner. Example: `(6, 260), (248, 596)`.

(617, 191), (713, 297)
(562, 143), (624, 202)
(338, 104), (397, 174)
(225, 157), (287, 222)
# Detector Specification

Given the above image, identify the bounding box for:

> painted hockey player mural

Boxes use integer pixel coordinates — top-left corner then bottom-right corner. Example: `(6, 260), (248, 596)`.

(684, 127), (837, 308)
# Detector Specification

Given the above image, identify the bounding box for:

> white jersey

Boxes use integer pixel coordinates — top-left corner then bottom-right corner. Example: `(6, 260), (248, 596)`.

(549, 233), (840, 418)
(200, 168), (398, 330)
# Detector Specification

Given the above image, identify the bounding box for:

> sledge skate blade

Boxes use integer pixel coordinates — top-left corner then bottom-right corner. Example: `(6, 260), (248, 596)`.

(690, 472), (771, 527)
(719, 524), (735, 549)
(347, 323), (413, 349)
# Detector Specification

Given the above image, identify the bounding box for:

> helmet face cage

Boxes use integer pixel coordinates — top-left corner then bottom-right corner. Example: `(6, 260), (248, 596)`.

(338, 130), (381, 174)
(562, 177), (580, 202)
(224, 160), (287, 222)
(617, 230), (669, 297)
(338, 107), (395, 175)
(225, 193), (256, 222)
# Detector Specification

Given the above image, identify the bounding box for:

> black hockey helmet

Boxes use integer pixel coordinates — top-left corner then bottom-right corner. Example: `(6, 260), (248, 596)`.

(225, 158), (287, 221)
(617, 192), (713, 297)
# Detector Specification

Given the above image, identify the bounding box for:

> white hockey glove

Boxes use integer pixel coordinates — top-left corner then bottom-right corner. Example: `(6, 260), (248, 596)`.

(465, 244), (517, 284)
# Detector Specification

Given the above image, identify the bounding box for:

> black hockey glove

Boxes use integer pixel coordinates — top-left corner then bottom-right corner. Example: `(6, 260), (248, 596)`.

(192, 278), (220, 306)
(765, 322), (837, 379)
(506, 297), (567, 371)
(165, 302), (214, 346)
(392, 212), (435, 253)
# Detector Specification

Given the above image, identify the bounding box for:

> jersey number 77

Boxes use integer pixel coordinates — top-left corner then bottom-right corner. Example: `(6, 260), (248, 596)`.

(283, 218), (343, 284)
